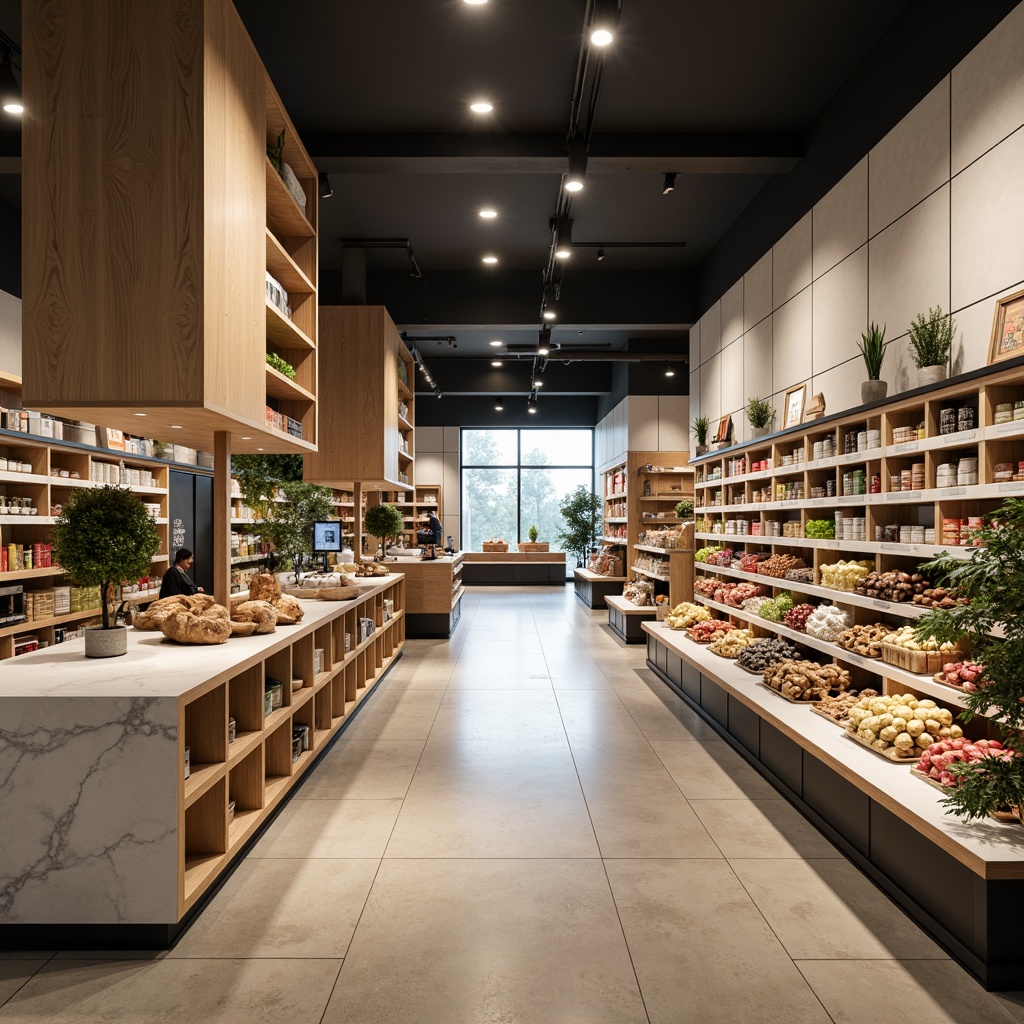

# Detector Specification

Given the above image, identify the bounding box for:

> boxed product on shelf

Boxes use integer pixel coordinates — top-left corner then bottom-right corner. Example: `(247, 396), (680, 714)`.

(0, 584), (27, 626)
(357, 616), (375, 643)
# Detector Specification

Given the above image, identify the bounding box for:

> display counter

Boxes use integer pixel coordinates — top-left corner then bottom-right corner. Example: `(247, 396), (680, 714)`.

(573, 567), (626, 609)
(387, 553), (463, 638)
(0, 575), (405, 949)
(461, 550), (566, 586)
(642, 620), (1024, 990)
(604, 594), (657, 643)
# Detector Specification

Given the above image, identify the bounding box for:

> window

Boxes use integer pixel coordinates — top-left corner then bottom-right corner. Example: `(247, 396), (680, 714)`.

(461, 429), (594, 569)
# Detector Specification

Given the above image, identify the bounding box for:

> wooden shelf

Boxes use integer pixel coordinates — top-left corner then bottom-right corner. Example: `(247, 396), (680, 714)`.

(398, 413), (414, 432)
(0, 369), (21, 395)
(265, 300), (315, 351)
(184, 763), (224, 808)
(0, 566), (65, 584)
(398, 379), (413, 402)
(1, 607), (101, 639)
(265, 364), (315, 403)
(264, 155), (315, 239)
(265, 228), (315, 295)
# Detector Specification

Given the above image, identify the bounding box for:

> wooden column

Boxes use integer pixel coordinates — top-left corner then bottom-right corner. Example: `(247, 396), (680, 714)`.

(213, 431), (232, 607)
(353, 482), (364, 562)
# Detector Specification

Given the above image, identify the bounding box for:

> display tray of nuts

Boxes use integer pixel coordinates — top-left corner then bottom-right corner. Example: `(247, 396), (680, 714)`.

(734, 637), (801, 675)
(844, 730), (921, 762)
(760, 660), (852, 702)
(809, 689), (880, 727)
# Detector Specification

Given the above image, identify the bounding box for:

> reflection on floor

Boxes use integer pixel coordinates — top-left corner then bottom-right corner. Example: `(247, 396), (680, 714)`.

(2, 588), (1023, 1023)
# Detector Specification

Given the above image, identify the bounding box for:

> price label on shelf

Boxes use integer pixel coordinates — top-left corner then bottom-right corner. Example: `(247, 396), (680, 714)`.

(885, 491), (921, 501)
(891, 441), (921, 454)
(996, 420), (1022, 434)
(839, 494), (863, 503)
(998, 481), (1024, 492)
(811, 498), (827, 506)
(872, 599), (890, 609)
(820, 539), (841, 549)
(952, 430), (977, 442)
(940, 488), (968, 498)
(889, 543), (911, 552)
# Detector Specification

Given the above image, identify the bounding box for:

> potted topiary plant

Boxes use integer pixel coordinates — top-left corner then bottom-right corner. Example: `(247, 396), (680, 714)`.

(692, 416), (711, 456)
(519, 523), (549, 553)
(908, 306), (954, 387)
(51, 485), (161, 658)
(674, 499), (694, 520)
(363, 502), (405, 561)
(857, 321), (889, 404)
(746, 396), (773, 438)
(914, 499), (1024, 824)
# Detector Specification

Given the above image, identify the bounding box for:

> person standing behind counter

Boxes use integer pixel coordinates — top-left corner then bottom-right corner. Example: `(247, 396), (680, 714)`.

(159, 547), (205, 598)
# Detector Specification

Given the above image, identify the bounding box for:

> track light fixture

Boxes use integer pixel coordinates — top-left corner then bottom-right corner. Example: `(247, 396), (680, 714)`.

(661, 172), (677, 195)
(494, 397), (505, 411)
(597, 247), (606, 261)
(564, 138), (588, 193)
(665, 365), (676, 377)
(543, 309), (557, 321)
(538, 329), (552, 357)
(590, 0), (620, 46)
(0, 45), (21, 115)
(553, 217), (573, 259)
(527, 391), (538, 414)
(318, 173), (333, 199)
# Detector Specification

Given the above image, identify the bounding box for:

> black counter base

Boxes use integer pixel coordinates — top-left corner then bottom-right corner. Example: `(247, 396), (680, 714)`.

(607, 604), (654, 644)
(462, 563), (566, 585)
(573, 573), (623, 609)
(405, 600), (462, 639)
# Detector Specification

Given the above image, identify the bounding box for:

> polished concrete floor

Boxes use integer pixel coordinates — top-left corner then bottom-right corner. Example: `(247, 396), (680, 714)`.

(3, 587), (1024, 1022)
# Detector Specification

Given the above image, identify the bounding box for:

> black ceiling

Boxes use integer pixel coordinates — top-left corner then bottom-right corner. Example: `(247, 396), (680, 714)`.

(0, 0), (1018, 407)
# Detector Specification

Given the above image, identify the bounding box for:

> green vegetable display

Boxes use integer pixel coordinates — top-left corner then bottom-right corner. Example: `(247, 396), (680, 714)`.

(266, 352), (296, 379)
(759, 591), (795, 622)
(695, 545), (721, 563)
(805, 519), (836, 539)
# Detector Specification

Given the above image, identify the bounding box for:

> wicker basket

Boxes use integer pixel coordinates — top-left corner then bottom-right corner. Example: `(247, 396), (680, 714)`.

(482, 542), (508, 552)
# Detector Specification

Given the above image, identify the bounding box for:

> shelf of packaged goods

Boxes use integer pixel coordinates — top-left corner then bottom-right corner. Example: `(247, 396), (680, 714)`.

(598, 537), (626, 545)
(642, 468), (694, 475)
(605, 517), (628, 524)
(230, 553), (267, 566)
(630, 566), (671, 582)
(121, 590), (161, 605)
(265, 228), (315, 296)
(639, 495), (691, 501)
(231, 517), (257, 525)
(640, 517), (684, 525)
(0, 470), (50, 486)
(265, 155), (315, 239)
(692, 531), (977, 561)
(691, 593), (977, 710)
(398, 413), (414, 432)
(265, 299), (315, 352)
(398, 379), (413, 402)
(605, 490), (627, 500)
(265, 365), (315, 404)
(0, 515), (55, 525)
(634, 544), (685, 555)
(262, 423), (316, 452)
(1, 607), (102, 639)
(985, 420), (1024, 441)
(0, 566), (64, 584)
(692, 561), (933, 619)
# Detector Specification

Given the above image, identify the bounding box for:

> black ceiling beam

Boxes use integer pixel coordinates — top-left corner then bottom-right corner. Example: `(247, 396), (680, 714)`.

(306, 132), (802, 175)
(411, 359), (612, 396)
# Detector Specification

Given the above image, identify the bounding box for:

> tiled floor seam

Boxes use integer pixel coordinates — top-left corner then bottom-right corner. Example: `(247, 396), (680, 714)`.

(0, 962), (50, 1012)
(315, 959), (347, 1024)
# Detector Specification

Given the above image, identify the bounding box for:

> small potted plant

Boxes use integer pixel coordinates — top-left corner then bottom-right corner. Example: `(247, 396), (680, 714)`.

(857, 321), (889, 404)
(363, 503), (405, 561)
(51, 485), (161, 658)
(908, 306), (954, 387)
(746, 396), (773, 439)
(674, 499), (694, 520)
(691, 416), (710, 456)
(519, 524), (549, 553)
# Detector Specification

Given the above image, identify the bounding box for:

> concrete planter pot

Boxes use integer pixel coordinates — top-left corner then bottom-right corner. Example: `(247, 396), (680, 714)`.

(861, 379), (888, 404)
(695, 444), (709, 457)
(749, 425), (769, 439)
(518, 542), (549, 552)
(918, 364), (948, 387)
(84, 624), (127, 658)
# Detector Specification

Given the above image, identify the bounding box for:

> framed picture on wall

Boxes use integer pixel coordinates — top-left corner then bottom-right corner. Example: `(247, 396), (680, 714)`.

(714, 414), (732, 444)
(783, 385), (805, 429)
(989, 288), (1024, 365)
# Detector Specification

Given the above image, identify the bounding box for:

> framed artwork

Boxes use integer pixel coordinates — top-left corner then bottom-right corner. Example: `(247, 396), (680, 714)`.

(714, 414), (732, 444)
(783, 385), (805, 429)
(989, 288), (1024, 364)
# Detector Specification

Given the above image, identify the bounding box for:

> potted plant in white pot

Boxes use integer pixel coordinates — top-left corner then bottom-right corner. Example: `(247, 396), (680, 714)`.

(908, 306), (954, 387)
(691, 416), (710, 456)
(857, 321), (889, 403)
(51, 485), (161, 658)
(746, 396), (772, 438)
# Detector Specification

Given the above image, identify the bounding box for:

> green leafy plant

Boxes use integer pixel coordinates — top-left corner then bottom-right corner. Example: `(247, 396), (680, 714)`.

(691, 416), (711, 446)
(857, 321), (888, 380)
(694, 545), (721, 563)
(258, 481), (335, 576)
(364, 503), (406, 558)
(232, 454), (304, 527)
(674, 499), (694, 520)
(915, 499), (1024, 822)
(746, 396), (773, 429)
(805, 519), (836, 539)
(51, 486), (161, 630)
(557, 485), (601, 568)
(266, 352), (296, 379)
(528, 524), (539, 542)
(908, 306), (954, 369)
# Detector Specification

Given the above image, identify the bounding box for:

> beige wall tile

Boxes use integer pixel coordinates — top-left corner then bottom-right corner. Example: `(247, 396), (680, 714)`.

(813, 157), (868, 280)
(951, 126), (1024, 311)
(416, 452), (444, 488)
(443, 426), (459, 452)
(443, 514), (460, 547)
(702, 350), (722, 425)
(443, 452), (460, 515)
(657, 396), (689, 452)
(720, 339), (744, 419)
(772, 287), (812, 396)
(812, 247), (868, 376)
(773, 212), (812, 308)
(881, 334), (916, 397)
(628, 395), (659, 450)
(951, 287), (1024, 376)
(0, 290), (21, 377)
(952, 2), (1024, 174)
(700, 301), (722, 366)
(744, 250), (773, 331)
(811, 355), (864, 421)
(743, 317), (773, 411)
(688, 319), (699, 365)
(870, 78), (950, 236)
(721, 280), (744, 348)
(868, 185), (950, 350)
(416, 426), (443, 453)
(689, 367), (701, 427)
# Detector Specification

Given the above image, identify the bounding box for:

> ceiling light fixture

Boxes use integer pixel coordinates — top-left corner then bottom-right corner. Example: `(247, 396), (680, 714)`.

(133, 412), (146, 417)
(171, 425), (183, 430)
(491, 360), (503, 367)
(553, 217), (573, 259)
(469, 101), (493, 114)
(318, 172), (333, 199)
(543, 309), (557, 321)
(590, 0), (620, 46)
(597, 247), (606, 261)
(538, 329), (552, 357)
(464, 0), (488, 5)
(489, 340), (503, 347)
(527, 392), (538, 413)
(533, 379), (544, 388)
(479, 208), (498, 219)
(481, 255), (498, 264)
(661, 172), (677, 195)
(0, 46), (21, 115)
(564, 138), (588, 193)
(665, 365), (676, 377)
(241, 437), (252, 441)
(494, 397), (505, 411)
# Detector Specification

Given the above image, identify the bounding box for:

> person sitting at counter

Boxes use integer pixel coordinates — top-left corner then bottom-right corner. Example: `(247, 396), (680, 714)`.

(159, 548), (204, 598)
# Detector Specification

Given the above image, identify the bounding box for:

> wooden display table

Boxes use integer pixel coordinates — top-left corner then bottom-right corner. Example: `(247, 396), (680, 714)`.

(573, 567), (627, 609)
(604, 594), (657, 643)
(388, 553), (464, 638)
(0, 577), (405, 950)
(461, 551), (566, 586)
(642, 620), (1024, 990)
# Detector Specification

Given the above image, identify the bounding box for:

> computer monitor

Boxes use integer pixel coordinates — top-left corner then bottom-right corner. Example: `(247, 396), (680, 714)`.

(312, 521), (342, 553)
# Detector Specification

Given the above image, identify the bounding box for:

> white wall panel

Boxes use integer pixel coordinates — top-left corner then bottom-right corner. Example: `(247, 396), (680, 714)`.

(720, 340), (743, 421)
(869, 78), (950, 236)
(952, 1), (1024, 174)
(743, 317), (773, 410)
(628, 395), (659, 451)
(688, 367), (701, 432)
(773, 212), (812, 308)
(813, 157), (868, 280)
(699, 301), (722, 366)
(443, 427), (460, 453)
(688, 320), (700, 368)
(721, 280), (744, 349)
(416, 426), (443, 453)
(812, 355), (863, 421)
(951, 126), (1024, 311)
(658, 396), (689, 452)
(443, 453), (460, 516)
(0, 291), (21, 377)
(812, 247), (868, 376)
(702, 351), (722, 426)
(417, 453), (444, 488)
(744, 251), (772, 331)
(772, 288), (812, 396)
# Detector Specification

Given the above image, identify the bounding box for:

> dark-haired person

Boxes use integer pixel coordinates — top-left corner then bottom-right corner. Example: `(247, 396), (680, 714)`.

(159, 547), (204, 598)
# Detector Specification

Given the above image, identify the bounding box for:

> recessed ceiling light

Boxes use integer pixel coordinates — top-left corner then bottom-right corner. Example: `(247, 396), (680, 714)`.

(4, 103), (23, 115)
(241, 436), (252, 440)
(591, 28), (613, 46)
(665, 367), (676, 378)
(133, 412), (146, 417)
(464, 0), (487, 5)
(170, 424), (183, 430)
(543, 310), (556, 320)
(257, 447), (264, 452)
(470, 101), (493, 114)
(479, 208), (498, 219)
(564, 179), (584, 193)
(494, 397), (505, 411)
(491, 360), (503, 367)
(489, 340), (503, 347)
(534, 379), (544, 387)
(482, 255), (498, 264)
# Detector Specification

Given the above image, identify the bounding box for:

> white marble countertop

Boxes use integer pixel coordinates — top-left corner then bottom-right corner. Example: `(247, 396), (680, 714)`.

(0, 576), (402, 699)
